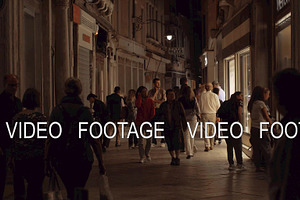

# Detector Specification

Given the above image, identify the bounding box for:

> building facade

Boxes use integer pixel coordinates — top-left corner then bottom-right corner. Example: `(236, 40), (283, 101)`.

(0, 0), (200, 116)
(200, 0), (300, 156)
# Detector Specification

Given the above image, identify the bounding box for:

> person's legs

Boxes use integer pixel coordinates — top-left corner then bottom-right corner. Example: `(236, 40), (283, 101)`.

(160, 131), (165, 144)
(202, 114), (210, 149)
(250, 128), (262, 169)
(225, 138), (234, 165)
(138, 135), (145, 159)
(13, 160), (26, 200)
(207, 114), (216, 149)
(133, 134), (138, 147)
(128, 134), (134, 148)
(185, 129), (192, 156)
(260, 132), (271, 167)
(24, 158), (44, 200)
(189, 119), (197, 156)
(169, 150), (175, 158)
(115, 121), (121, 146)
(56, 161), (92, 200)
(152, 137), (157, 145)
(233, 138), (243, 165)
(145, 137), (152, 158)
(172, 129), (181, 165)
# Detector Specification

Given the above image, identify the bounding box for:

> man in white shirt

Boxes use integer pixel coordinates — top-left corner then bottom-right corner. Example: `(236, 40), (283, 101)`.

(212, 81), (225, 103)
(199, 83), (221, 151)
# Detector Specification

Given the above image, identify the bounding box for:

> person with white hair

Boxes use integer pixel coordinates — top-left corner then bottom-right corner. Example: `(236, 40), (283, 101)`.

(212, 81), (225, 103)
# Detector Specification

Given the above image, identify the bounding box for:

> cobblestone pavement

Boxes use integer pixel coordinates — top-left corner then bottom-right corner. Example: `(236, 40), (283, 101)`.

(4, 138), (269, 200)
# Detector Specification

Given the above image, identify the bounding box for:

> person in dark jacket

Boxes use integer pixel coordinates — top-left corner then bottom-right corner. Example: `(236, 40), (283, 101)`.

(45, 78), (106, 200)
(155, 89), (187, 166)
(0, 74), (22, 200)
(106, 86), (125, 147)
(87, 93), (109, 152)
(218, 92), (245, 171)
(177, 77), (188, 152)
(269, 68), (300, 200)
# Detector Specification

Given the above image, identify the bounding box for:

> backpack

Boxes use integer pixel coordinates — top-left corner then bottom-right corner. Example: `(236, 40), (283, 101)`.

(51, 105), (93, 162)
(217, 100), (238, 123)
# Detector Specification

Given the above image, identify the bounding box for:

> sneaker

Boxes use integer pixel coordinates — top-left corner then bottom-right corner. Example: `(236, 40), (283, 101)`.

(139, 158), (145, 163)
(204, 147), (209, 152)
(228, 164), (235, 170)
(175, 158), (180, 166)
(160, 143), (166, 148)
(186, 155), (191, 159)
(236, 164), (246, 171)
(129, 145), (135, 149)
(146, 156), (151, 162)
(218, 140), (222, 144)
(170, 158), (176, 165)
(151, 143), (156, 148)
(210, 146), (213, 150)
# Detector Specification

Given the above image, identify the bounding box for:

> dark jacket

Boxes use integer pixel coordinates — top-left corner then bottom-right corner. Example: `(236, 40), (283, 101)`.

(269, 113), (300, 200)
(106, 93), (123, 121)
(48, 96), (96, 163)
(0, 91), (22, 149)
(93, 99), (108, 124)
(155, 100), (187, 131)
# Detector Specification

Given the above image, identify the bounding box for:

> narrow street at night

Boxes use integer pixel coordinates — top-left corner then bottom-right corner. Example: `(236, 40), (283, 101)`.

(1, 0), (300, 199)
(5, 138), (269, 200)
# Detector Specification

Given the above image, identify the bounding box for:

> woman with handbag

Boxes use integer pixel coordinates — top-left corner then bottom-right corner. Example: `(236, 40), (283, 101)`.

(178, 86), (200, 159)
(45, 78), (106, 200)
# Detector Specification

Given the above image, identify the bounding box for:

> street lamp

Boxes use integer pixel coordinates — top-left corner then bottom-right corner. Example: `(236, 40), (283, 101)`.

(166, 35), (173, 41)
(133, 15), (175, 41)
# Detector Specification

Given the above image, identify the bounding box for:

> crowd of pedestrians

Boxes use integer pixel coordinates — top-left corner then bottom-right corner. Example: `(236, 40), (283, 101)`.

(0, 67), (299, 199)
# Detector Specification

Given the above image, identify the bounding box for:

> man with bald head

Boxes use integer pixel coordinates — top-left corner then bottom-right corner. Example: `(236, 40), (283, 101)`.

(199, 83), (220, 151)
(0, 74), (22, 199)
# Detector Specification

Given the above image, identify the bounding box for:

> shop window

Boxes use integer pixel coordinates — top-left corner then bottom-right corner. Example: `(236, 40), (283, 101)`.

(239, 51), (251, 133)
(228, 59), (235, 98)
(276, 13), (291, 70)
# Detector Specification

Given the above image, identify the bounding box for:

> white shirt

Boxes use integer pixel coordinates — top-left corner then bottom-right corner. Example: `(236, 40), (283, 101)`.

(251, 100), (267, 129)
(199, 91), (220, 114)
(217, 86), (225, 102)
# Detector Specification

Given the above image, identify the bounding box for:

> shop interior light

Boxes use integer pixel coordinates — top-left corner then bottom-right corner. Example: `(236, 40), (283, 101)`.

(275, 12), (291, 26)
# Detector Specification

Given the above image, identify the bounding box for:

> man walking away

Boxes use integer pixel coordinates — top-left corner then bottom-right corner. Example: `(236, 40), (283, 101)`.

(87, 93), (109, 152)
(106, 86), (125, 147)
(199, 83), (220, 151)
